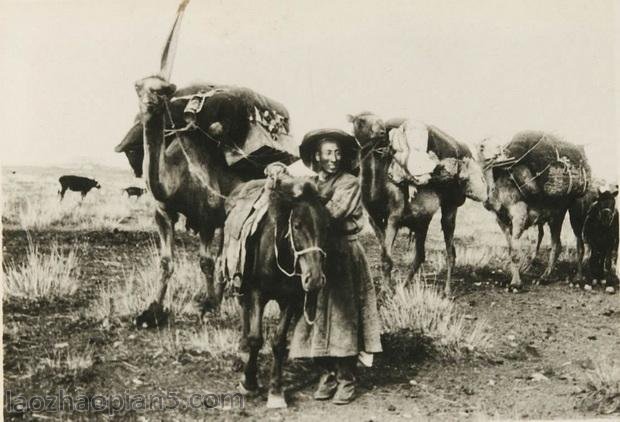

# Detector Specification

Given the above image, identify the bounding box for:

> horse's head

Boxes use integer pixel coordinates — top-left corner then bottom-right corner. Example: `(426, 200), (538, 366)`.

(592, 184), (618, 227)
(134, 75), (177, 118)
(276, 179), (330, 293)
(458, 157), (488, 202)
(347, 112), (386, 147)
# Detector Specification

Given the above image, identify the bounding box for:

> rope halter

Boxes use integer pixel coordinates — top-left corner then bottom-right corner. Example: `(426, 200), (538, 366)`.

(274, 210), (327, 325)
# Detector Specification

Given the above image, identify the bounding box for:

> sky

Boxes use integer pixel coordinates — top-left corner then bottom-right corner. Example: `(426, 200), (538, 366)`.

(0, 0), (618, 179)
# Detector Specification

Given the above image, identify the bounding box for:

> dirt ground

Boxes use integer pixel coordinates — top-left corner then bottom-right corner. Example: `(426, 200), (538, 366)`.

(3, 226), (619, 421)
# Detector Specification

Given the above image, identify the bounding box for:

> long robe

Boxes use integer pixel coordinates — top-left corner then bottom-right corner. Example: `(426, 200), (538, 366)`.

(289, 171), (383, 358)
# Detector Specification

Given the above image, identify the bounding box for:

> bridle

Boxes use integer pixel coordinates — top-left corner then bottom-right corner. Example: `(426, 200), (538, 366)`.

(359, 136), (391, 162)
(586, 199), (618, 228)
(274, 210), (327, 325)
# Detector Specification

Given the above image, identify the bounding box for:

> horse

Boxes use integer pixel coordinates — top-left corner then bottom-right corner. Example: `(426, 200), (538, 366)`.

(348, 112), (487, 295)
(231, 177), (330, 408)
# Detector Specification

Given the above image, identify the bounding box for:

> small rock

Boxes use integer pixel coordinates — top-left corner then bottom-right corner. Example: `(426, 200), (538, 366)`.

(507, 335), (516, 341)
(409, 380), (418, 386)
(605, 286), (615, 294)
(132, 378), (144, 385)
(464, 314), (476, 320)
(584, 284), (592, 291)
(602, 309), (614, 316)
(592, 279), (599, 286)
(387, 404), (396, 412)
(474, 282), (482, 287)
(601, 279), (607, 285)
(587, 335), (597, 341)
(462, 386), (475, 395)
(128, 334), (136, 340)
(402, 413), (413, 419)
(488, 379), (496, 386)
(54, 342), (69, 349)
(113, 341), (122, 348)
(529, 372), (549, 382)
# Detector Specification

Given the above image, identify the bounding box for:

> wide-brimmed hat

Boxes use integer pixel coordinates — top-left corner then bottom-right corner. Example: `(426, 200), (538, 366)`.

(299, 129), (360, 172)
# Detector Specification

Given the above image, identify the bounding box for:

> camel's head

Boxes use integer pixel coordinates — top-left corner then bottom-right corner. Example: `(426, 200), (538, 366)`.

(347, 112), (386, 147)
(134, 75), (177, 116)
(459, 157), (488, 202)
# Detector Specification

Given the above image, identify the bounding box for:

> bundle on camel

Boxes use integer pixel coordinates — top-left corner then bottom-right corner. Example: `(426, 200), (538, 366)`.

(480, 131), (591, 199)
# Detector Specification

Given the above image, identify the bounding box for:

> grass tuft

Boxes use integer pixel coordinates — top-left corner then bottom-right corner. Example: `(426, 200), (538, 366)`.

(379, 279), (492, 358)
(3, 236), (80, 299)
(581, 357), (620, 414)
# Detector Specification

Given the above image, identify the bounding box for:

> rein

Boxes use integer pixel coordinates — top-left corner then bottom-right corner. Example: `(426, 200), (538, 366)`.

(274, 211), (326, 325)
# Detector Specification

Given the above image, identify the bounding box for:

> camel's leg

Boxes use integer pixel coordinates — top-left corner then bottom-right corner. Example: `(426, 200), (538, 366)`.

(199, 225), (221, 313)
(569, 211), (585, 282)
(267, 302), (295, 409)
(368, 215), (390, 280)
(59, 187), (67, 201)
(80, 191), (86, 201)
(382, 216), (400, 282)
(508, 203), (528, 288)
(440, 205), (458, 295)
(406, 217), (431, 284)
(239, 289), (263, 395)
(532, 224), (544, 261)
(541, 212), (565, 281)
(154, 207), (175, 305)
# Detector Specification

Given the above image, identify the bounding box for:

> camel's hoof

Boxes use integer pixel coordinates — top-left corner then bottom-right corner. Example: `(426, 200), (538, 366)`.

(266, 392), (287, 409)
(238, 382), (260, 397)
(135, 302), (169, 329)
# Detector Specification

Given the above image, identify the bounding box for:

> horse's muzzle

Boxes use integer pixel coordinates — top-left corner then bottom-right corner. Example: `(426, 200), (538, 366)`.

(301, 271), (326, 292)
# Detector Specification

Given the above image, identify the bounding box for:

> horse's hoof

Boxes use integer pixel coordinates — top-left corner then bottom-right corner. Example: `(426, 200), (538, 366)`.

(266, 392), (287, 409)
(238, 382), (259, 397)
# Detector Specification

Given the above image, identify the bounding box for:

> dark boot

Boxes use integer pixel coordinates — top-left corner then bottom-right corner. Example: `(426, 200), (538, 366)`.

(313, 357), (337, 400)
(332, 356), (357, 405)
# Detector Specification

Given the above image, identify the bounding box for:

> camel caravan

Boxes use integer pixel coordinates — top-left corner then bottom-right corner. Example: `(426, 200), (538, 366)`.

(114, 0), (618, 408)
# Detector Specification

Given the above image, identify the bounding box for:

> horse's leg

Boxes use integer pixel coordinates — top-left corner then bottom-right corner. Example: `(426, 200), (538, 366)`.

(267, 302), (295, 409)
(406, 217), (431, 284)
(440, 205), (458, 296)
(508, 203), (528, 288)
(239, 289), (263, 395)
(382, 215), (399, 282)
(541, 212), (565, 282)
(154, 206), (175, 305)
(199, 225), (221, 314)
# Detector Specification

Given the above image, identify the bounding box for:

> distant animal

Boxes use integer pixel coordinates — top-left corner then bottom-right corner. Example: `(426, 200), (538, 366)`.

(58, 175), (101, 200)
(123, 187), (146, 199)
(348, 112), (488, 295)
(478, 131), (591, 290)
(231, 177), (330, 408)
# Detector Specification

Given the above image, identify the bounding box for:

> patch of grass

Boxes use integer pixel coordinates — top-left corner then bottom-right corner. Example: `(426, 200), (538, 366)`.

(379, 279), (492, 358)
(40, 347), (94, 375)
(188, 325), (240, 358)
(3, 236), (80, 300)
(90, 243), (206, 321)
(581, 357), (620, 414)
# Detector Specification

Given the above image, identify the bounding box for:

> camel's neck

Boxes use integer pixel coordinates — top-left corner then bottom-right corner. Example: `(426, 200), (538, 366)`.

(360, 148), (389, 205)
(142, 112), (172, 200)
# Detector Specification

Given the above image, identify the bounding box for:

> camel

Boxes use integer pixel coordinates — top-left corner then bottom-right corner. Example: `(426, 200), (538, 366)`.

(478, 131), (591, 290)
(348, 112), (488, 295)
(122, 0), (295, 326)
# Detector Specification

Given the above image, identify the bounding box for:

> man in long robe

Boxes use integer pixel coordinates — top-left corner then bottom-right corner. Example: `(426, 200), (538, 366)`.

(290, 129), (382, 405)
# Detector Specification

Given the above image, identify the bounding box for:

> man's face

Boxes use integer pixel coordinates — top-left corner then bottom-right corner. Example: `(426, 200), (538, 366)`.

(315, 140), (341, 174)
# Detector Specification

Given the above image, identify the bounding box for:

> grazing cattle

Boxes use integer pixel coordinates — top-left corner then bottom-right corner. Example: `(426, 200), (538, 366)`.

(225, 177), (330, 408)
(124, 187), (146, 199)
(58, 175), (101, 200)
(349, 112), (488, 295)
(479, 131), (591, 290)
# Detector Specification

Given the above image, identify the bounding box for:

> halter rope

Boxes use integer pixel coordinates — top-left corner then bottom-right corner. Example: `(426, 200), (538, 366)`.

(274, 211), (326, 325)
